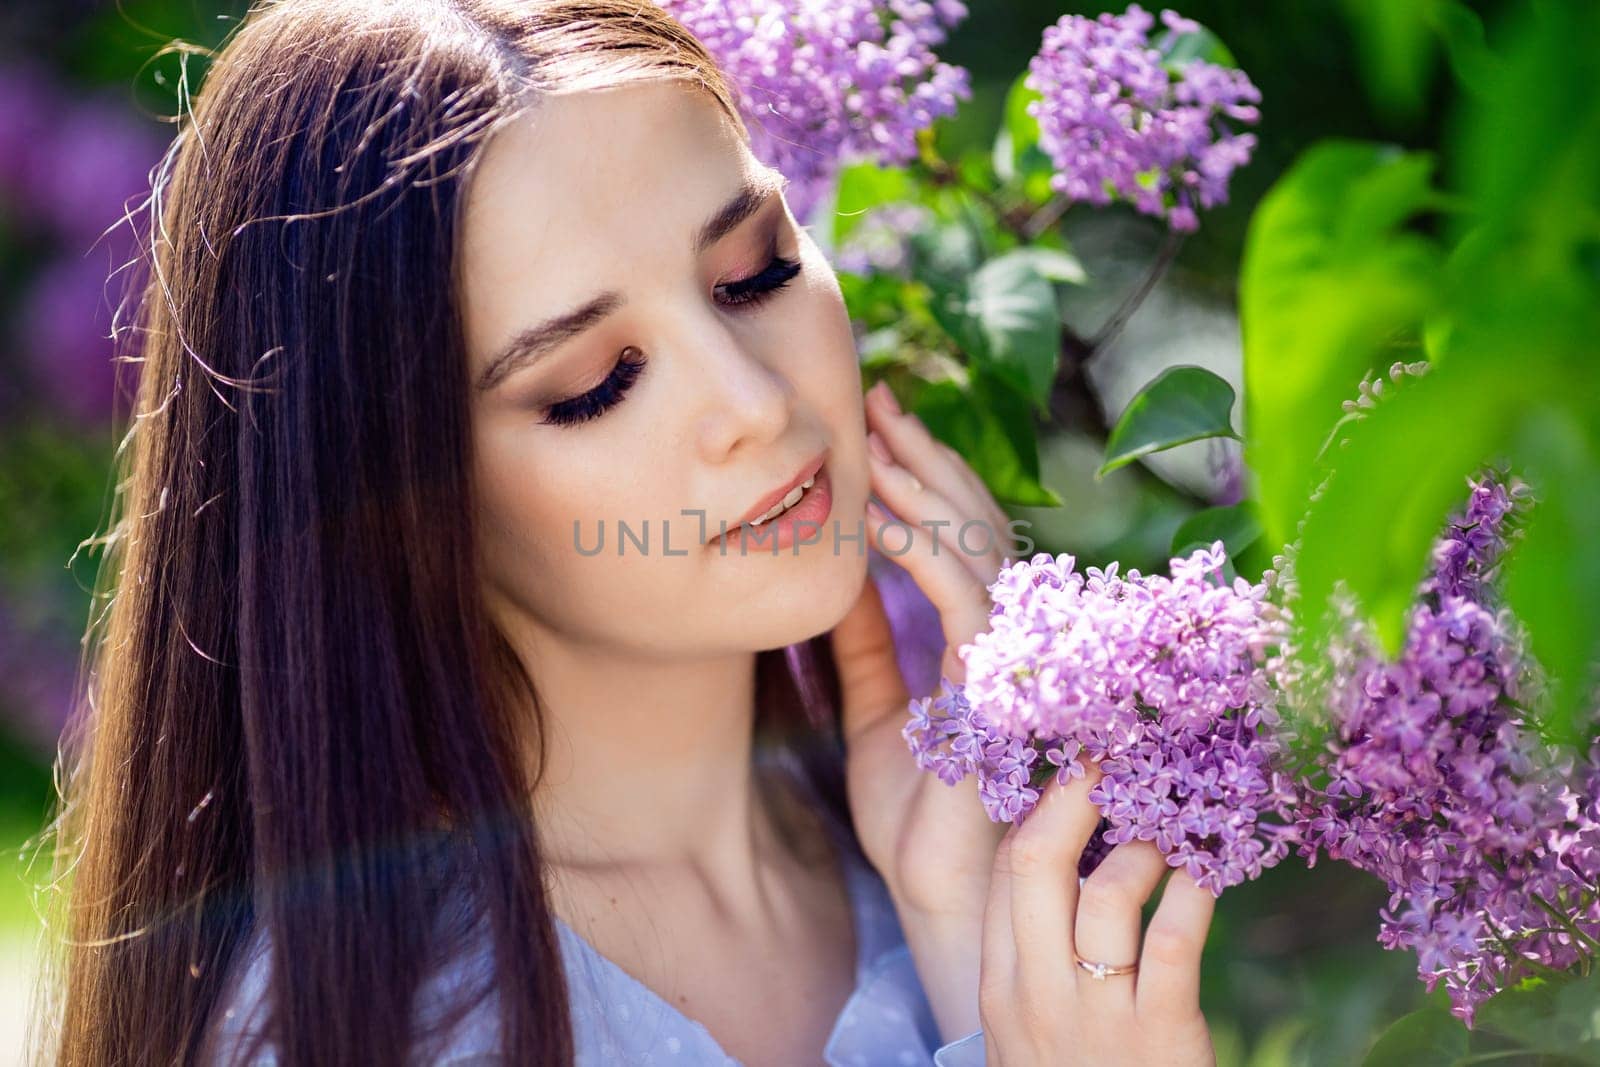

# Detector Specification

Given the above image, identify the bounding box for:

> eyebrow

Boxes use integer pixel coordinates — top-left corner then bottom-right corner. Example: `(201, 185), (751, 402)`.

(474, 169), (791, 393)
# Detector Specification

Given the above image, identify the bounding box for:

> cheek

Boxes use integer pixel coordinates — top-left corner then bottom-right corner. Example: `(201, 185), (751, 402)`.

(778, 265), (873, 513)
(471, 423), (700, 628)
(785, 265), (860, 407)
(470, 421), (606, 606)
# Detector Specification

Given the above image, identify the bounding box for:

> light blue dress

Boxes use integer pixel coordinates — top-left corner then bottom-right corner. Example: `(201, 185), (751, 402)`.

(207, 824), (988, 1066)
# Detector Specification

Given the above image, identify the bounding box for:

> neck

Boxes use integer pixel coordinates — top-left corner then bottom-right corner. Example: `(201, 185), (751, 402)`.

(510, 626), (799, 899)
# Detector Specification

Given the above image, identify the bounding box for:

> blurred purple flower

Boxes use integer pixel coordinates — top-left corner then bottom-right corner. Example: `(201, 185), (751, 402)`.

(1025, 4), (1260, 232)
(0, 599), (79, 752)
(15, 250), (139, 425)
(868, 546), (945, 699)
(0, 62), (161, 427)
(659, 0), (972, 222)
(0, 59), (62, 201)
(0, 64), (164, 246)
(19, 91), (164, 246)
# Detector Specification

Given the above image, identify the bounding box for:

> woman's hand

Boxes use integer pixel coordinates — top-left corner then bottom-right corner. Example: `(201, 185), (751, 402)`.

(831, 380), (1012, 921)
(978, 765), (1217, 1066)
(829, 380), (1015, 1042)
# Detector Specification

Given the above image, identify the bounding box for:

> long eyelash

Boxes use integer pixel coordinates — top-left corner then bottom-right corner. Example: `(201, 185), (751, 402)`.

(542, 346), (647, 427)
(539, 256), (799, 429)
(716, 254), (803, 308)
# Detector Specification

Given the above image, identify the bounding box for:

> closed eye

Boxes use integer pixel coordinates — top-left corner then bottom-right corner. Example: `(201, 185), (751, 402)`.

(714, 254), (802, 308)
(540, 255), (804, 428)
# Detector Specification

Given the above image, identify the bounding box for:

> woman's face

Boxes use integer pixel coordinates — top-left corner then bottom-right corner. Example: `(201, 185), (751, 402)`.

(458, 81), (870, 660)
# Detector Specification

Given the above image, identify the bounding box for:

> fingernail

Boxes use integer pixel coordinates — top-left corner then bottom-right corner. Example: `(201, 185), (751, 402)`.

(875, 381), (903, 416)
(867, 431), (892, 464)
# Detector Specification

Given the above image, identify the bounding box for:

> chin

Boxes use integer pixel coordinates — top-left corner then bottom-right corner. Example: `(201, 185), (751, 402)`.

(721, 543), (872, 652)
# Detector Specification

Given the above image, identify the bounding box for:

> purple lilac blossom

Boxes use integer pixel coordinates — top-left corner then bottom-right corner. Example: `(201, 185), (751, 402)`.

(1, 63), (162, 425)
(658, 0), (972, 223)
(16, 251), (138, 425)
(1280, 470), (1600, 1026)
(0, 60), (61, 202)
(1024, 5), (1260, 232)
(16, 92), (165, 245)
(904, 542), (1298, 895)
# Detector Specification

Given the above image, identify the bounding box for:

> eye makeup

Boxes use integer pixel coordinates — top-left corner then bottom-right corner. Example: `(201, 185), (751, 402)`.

(537, 251), (805, 428)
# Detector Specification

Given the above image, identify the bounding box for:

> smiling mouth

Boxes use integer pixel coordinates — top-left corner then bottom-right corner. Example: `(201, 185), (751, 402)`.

(715, 449), (829, 537)
(743, 471), (818, 526)
(710, 457), (834, 549)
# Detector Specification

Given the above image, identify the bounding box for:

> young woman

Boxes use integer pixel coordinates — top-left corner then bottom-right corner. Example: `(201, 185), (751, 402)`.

(36, 1), (1220, 1063)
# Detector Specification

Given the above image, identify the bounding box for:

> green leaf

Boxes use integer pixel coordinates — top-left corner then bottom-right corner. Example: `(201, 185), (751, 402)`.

(1003, 246), (1087, 286)
(1292, 355), (1517, 659)
(910, 220), (985, 299)
(913, 369), (1061, 508)
(1474, 972), (1600, 1063)
(830, 164), (914, 245)
(1554, 973), (1600, 1054)
(1244, 1018), (1311, 1067)
(923, 250), (1062, 414)
(1171, 503), (1263, 560)
(992, 71), (1056, 205)
(964, 253), (1063, 411)
(1451, 1), (1600, 268)
(1099, 366), (1240, 478)
(1153, 22), (1238, 73)
(837, 269), (914, 331)
(1361, 1007), (1467, 1067)
(1475, 977), (1564, 1051)
(1240, 140), (1442, 554)
(954, 147), (998, 196)
(1502, 409), (1600, 746)
(1338, 0), (1443, 123)
(1430, 2), (1497, 93)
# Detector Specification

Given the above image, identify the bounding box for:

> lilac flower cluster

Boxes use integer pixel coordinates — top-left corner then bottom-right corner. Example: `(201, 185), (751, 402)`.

(0, 60), (162, 425)
(659, 0), (972, 223)
(904, 543), (1299, 895)
(1284, 471), (1600, 1025)
(1024, 5), (1260, 231)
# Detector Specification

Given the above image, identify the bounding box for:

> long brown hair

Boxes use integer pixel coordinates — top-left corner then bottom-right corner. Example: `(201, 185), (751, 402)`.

(32, 2), (851, 1063)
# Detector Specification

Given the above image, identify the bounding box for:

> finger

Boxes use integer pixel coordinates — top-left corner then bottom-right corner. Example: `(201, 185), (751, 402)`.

(866, 383), (980, 518)
(864, 500), (991, 685)
(929, 436), (1014, 556)
(867, 386), (1011, 572)
(1134, 866), (1215, 1021)
(979, 821), (1019, 995)
(828, 573), (911, 746)
(867, 385), (1012, 569)
(1072, 840), (1170, 1014)
(1000, 761), (1105, 995)
(867, 440), (1001, 591)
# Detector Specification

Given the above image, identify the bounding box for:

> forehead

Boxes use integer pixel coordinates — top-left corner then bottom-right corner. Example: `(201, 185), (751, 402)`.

(459, 81), (751, 298)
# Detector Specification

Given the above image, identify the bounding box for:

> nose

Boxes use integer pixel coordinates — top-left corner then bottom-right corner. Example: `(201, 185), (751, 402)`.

(685, 310), (794, 462)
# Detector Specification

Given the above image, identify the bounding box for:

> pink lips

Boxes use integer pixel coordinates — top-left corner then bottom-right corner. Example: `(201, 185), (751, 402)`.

(713, 462), (834, 553)
(727, 450), (829, 530)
